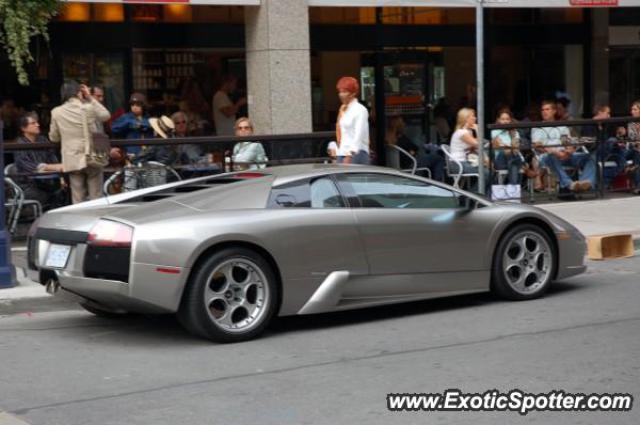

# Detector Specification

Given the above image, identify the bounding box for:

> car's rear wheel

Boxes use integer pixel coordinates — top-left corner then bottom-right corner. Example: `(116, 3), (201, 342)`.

(492, 224), (556, 300)
(178, 247), (278, 343)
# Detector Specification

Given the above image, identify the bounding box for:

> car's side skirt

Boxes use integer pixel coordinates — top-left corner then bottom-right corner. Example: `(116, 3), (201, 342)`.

(296, 270), (490, 315)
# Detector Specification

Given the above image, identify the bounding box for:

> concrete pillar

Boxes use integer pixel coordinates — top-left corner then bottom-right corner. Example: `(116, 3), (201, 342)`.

(245, 1), (312, 135)
(565, 45), (584, 116)
(591, 9), (610, 109)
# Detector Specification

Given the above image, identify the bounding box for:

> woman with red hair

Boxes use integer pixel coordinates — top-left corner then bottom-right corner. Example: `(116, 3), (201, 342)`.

(335, 76), (370, 164)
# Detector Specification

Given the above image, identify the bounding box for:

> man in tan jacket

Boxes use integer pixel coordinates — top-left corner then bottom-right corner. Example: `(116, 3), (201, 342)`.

(49, 82), (111, 204)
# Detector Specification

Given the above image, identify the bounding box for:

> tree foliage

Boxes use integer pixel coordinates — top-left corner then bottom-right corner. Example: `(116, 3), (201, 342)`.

(0, 0), (61, 85)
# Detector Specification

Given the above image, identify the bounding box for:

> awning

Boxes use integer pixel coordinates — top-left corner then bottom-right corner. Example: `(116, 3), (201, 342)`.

(65, 0), (261, 5)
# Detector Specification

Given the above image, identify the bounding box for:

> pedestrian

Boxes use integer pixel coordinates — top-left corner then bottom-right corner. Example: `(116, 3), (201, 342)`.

(212, 75), (246, 136)
(49, 81), (110, 204)
(111, 92), (153, 157)
(335, 76), (370, 165)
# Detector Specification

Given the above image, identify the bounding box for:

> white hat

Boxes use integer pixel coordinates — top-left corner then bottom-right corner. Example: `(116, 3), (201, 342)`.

(149, 115), (175, 139)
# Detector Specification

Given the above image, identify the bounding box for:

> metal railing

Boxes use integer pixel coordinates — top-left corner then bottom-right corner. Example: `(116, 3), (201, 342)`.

(487, 116), (640, 201)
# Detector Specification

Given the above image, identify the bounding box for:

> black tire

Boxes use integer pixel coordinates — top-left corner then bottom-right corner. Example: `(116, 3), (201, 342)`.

(79, 301), (129, 318)
(177, 247), (278, 343)
(491, 224), (556, 300)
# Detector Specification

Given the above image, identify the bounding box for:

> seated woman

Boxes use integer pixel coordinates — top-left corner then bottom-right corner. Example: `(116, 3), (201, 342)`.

(449, 108), (490, 193)
(491, 108), (525, 185)
(13, 112), (66, 210)
(231, 117), (267, 170)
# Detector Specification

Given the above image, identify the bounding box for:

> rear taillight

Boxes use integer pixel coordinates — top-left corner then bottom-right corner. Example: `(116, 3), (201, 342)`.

(87, 220), (133, 248)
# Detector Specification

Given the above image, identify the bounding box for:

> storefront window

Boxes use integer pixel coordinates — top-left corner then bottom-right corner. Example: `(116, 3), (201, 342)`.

(309, 7), (376, 24)
(383, 8), (474, 25)
(58, 3), (91, 22)
(94, 4), (124, 22)
(163, 5), (192, 23)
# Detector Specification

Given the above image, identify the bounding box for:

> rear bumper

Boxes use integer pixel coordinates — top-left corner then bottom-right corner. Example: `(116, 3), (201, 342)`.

(32, 238), (187, 314)
(59, 274), (171, 314)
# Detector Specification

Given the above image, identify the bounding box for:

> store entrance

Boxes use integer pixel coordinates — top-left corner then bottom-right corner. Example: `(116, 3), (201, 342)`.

(610, 47), (640, 115)
(361, 49), (445, 166)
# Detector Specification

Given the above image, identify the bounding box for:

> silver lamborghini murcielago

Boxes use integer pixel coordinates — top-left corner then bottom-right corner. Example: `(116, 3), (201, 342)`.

(28, 164), (587, 342)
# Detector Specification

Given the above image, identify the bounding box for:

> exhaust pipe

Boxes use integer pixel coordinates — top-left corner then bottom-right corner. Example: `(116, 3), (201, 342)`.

(45, 278), (61, 295)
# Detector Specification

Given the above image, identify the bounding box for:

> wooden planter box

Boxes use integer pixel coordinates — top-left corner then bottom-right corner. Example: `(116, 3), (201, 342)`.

(587, 233), (634, 260)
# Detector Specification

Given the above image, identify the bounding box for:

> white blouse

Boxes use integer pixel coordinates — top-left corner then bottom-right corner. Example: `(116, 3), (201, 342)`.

(338, 100), (370, 156)
(450, 128), (472, 162)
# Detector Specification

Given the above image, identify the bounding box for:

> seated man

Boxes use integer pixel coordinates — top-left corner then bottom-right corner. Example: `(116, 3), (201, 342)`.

(389, 116), (445, 181)
(136, 115), (178, 166)
(13, 112), (67, 211)
(533, 100), (596, 196)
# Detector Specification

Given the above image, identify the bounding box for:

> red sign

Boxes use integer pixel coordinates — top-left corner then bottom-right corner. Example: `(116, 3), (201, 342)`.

(570, 0), (618, 5)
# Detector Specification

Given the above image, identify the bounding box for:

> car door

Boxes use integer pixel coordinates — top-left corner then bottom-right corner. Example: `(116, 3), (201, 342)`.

(335, 172), (497, 296)
(266, 176), (369, 278)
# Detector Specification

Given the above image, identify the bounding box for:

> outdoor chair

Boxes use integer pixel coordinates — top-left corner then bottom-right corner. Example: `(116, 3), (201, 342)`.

(4, 164), (43, 234)
(440, 144), (479, 189)
(385, 144), (431, 179)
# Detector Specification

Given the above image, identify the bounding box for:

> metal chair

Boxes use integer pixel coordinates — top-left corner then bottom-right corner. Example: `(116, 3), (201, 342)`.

(103, 161), (182, 196)
(440, 144), (479, 189)
(385, 144), (431, 179)
(4, 164), (43, 234)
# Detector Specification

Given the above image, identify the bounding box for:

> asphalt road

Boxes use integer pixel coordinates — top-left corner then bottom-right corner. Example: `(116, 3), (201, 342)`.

(0, 257), (638, 425)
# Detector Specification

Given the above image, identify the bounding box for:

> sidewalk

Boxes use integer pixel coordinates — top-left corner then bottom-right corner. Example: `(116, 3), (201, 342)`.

(537, 196), (640, 242)
(2, 195), (639, 302)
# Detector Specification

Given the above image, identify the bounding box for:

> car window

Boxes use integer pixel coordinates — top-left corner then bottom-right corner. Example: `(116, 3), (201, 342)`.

(268, 177), (345, 208)
(338, 173), (460, 209)
(310, 178), (345, 208)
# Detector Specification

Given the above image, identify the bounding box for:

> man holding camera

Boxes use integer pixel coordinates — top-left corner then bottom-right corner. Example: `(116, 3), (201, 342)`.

(49, 82), (111, 204)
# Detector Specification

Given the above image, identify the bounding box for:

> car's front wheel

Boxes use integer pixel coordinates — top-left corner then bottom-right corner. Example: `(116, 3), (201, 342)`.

(178, 247), (278, 343)
(492, 224), (556, 300)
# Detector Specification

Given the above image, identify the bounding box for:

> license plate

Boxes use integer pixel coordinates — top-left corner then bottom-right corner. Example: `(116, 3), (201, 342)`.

(45, 244), (71, 269)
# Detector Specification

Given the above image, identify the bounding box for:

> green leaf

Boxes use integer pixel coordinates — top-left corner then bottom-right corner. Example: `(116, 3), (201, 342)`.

(0, 0), (61, 85)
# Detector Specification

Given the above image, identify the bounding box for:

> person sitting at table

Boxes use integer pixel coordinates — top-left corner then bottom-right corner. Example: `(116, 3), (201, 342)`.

(449, 107), (490, 193)
(136, 115), (178, 166)
(110, 93), (153, 158)
(13, 112), (67, 211)
(172, 111), (204, 164)
(386, 115), (445, 181)
(232, 117), (267, 170)
(491, 108), (525, 185)
(533, 100), (596, 196)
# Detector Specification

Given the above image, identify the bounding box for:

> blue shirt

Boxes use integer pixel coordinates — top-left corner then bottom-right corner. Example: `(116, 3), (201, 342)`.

(111, 112), (153, 156)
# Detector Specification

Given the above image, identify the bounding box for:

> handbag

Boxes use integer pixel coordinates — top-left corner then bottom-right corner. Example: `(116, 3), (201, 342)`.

(491, 184), (521, 202)
(81, 106), (110, 168)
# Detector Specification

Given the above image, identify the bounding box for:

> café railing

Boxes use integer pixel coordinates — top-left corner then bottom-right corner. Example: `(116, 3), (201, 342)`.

(487, 116), (640, 200)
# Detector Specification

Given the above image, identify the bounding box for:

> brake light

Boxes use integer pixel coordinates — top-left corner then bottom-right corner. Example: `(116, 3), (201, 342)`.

(234, 172), (266, 179)
(87, 220), (133, 248)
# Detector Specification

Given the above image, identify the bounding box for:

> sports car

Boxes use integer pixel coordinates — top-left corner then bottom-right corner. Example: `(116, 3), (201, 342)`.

(28, 164), (587, 342)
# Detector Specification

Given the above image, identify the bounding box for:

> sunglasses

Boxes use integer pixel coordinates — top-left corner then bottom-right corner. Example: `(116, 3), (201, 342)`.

(237, 125), (252, 130)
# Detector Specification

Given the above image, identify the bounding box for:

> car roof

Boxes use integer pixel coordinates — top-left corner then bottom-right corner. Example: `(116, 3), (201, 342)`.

(263, 163), (401, 186)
